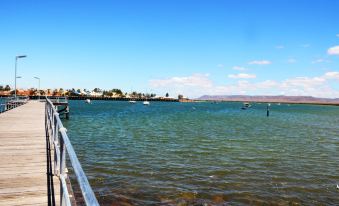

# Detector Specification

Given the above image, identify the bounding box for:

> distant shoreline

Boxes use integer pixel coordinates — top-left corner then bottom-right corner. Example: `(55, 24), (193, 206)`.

(1, 95), (339, 106)
(196, 95), (339, 106)
(196, 99), (339, 106)
(0, 95), (180, 102)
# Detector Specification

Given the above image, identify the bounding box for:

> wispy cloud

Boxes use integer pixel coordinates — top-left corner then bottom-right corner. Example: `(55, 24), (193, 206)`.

(232, 66), (246, 71)
(323, 71), (339, 80)
(327, 45), (339, 55)
(311, 58), (330, 64)
(248, 60), (271, 65)
(311, 59), (325, 64)
(149, 73), (213, 88)
(275, 45), (284, 49)
(287, 58), (297, 64)
(301, 44), (311, 48)
(149, 72), (339, 98)
(336, 34), (339, 38)
(217, 64), (224, 68)
(228, 73), (256, 79)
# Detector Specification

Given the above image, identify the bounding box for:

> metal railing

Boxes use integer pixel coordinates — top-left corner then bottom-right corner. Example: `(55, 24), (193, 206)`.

(48, 96), (68, 104)
(45, 97), (99, 206)
(0, 96), (29, 113)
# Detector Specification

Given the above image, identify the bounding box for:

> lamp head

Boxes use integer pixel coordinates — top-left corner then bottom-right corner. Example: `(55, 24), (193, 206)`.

(16, 55), (27, 59)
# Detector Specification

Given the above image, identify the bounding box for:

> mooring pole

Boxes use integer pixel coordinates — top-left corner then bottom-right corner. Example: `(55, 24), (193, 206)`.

(267, 103), (270, 117)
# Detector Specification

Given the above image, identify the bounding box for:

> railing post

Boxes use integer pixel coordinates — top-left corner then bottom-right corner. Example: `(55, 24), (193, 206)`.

(54, 113), (60, 176)
(60, 134), (66, 206)
(49, 107), (54, 140)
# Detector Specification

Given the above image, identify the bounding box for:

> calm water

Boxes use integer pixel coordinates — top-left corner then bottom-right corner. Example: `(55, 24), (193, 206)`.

(63, 101), (339, 205)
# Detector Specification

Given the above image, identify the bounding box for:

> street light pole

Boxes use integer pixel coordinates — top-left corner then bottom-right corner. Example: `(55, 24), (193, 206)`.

(34, 77), (40, 100)
(14, 55), (27, 99)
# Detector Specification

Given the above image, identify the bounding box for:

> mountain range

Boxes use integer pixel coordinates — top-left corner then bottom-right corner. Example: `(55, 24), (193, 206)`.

(196, 95), (339, 105)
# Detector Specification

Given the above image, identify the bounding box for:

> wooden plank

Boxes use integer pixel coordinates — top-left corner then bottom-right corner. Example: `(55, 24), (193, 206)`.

(0, 101), (59, 206)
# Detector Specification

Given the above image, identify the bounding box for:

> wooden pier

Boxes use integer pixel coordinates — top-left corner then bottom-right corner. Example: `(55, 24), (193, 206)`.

(0, 99), (99, 206)
(0, 101), (59, 205)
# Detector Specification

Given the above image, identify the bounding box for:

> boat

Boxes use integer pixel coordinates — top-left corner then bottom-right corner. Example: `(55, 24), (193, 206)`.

(143, 101), (150, 105)
(129, 100), (136, 104)
(241, 102), (251, 110)
(85, 99), (91, 104)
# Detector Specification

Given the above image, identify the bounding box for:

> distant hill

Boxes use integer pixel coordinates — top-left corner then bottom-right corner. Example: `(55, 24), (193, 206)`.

(196, 95), (339, 105)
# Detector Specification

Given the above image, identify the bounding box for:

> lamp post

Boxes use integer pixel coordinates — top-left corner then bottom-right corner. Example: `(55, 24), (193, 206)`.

(14, 55), (27, 99)
(34, 77), (40, 100)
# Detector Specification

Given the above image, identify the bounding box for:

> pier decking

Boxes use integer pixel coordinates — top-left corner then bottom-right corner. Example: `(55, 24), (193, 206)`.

(0, 101), (59, 205)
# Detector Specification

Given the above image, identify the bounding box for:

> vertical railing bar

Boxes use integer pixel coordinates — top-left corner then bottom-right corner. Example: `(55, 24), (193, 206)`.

(60, 135), (66, 206)
(60, 175), (72, 206)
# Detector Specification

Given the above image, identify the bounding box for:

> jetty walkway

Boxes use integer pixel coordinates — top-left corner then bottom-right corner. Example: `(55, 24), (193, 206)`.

(0, 100), (99, 206)
(0, 101), (56, 205)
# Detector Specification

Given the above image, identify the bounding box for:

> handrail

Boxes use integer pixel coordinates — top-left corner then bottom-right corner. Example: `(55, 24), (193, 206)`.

(0, 96), (29, 113)
(48, 96), (68, 104)
(45, 97), (99, 206)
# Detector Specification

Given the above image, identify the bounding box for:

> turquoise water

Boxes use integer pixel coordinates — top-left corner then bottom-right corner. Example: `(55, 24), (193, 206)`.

(63, 101), (339, 205)
(0, 98), (7, 112)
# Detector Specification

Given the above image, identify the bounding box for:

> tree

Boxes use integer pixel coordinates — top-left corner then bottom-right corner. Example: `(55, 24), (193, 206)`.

(131, 91), (138, 97)
(4, 85), (11, 91)
(0, 85), (3, 91)
(178, 94), (184, 99)
(59, 88), (64, 96)
(112, 89), (123, 95)
(53, 89), (59, 96)
(104, 90), (113, 97)
(93, 88), (102, 93)
(166, 93), (169, 97)
(29, 88), (37, 96)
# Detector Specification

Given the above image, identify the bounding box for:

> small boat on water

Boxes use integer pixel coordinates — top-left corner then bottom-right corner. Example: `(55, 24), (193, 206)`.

(129, 100), (136, 104)
(143, 101), (150, 105)
(85, 99), (91, 104)
(241, 102), (251, 110)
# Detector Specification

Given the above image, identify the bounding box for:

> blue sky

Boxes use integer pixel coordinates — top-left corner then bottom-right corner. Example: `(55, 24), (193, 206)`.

(0, 0), (339, 98)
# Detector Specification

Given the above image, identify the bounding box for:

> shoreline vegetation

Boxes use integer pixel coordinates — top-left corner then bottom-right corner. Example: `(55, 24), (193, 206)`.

(0, 85), (338, 105)
(0, 86), (192, 102)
